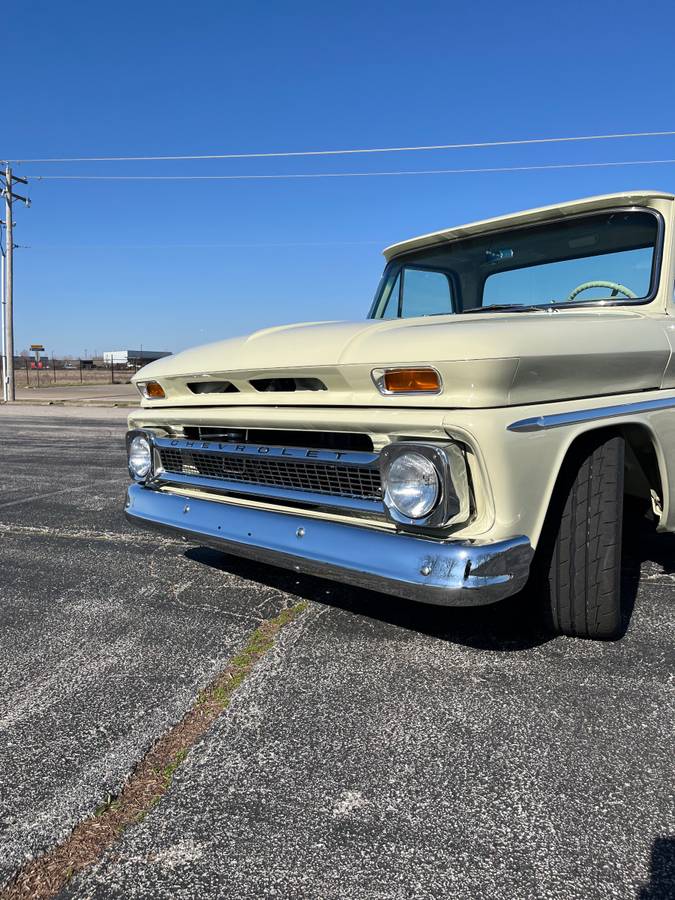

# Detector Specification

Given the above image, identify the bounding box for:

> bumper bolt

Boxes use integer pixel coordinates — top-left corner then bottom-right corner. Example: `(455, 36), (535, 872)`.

(420, 564), (432, 576)
(296, 527), (305, 538)
(183, 504), (190, 514)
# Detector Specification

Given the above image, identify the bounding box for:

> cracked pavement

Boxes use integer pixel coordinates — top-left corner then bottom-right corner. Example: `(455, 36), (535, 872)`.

(0, 411), (289, 885)
(0, 408), (674, 899)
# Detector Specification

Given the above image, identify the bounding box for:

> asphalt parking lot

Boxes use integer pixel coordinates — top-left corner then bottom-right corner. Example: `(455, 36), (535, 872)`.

(1, 408), (674, 899)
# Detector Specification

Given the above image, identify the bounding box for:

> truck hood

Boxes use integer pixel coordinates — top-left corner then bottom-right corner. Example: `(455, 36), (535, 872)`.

(134, 310), (673, 409)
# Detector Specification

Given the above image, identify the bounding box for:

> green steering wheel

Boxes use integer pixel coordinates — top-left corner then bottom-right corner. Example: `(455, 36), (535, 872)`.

(567, 280), (637, 302)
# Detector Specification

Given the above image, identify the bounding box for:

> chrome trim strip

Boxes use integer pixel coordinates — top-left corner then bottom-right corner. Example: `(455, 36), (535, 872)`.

(507, 395), (675, 432)
(152, 470), (383, 514)
(125, 483), (533, 607)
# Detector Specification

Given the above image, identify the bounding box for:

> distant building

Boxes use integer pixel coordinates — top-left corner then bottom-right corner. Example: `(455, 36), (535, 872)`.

(103, 349), (172, 368)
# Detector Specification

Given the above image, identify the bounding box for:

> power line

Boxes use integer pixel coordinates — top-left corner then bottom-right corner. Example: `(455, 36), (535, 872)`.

(23, 157), (675, 181)
(6, 129), (675, 164)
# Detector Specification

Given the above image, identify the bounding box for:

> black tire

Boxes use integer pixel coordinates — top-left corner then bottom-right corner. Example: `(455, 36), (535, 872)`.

(537, 432), (625, 639)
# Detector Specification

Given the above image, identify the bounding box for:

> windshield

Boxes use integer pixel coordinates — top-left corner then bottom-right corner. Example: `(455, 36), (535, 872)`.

(369, 209), (661, 318)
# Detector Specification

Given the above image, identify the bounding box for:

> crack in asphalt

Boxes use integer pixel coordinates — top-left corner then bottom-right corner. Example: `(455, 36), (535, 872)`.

(0, 603), (308, 900)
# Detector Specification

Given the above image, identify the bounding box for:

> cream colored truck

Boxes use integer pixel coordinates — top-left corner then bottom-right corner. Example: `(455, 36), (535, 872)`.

(125, 191), (675, 640)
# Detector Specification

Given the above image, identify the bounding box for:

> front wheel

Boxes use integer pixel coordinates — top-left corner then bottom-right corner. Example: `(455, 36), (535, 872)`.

(536, 432), (625, 639)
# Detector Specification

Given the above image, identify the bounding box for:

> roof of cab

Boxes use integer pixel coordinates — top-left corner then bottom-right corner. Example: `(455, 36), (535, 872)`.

(382, 190), (675, 261)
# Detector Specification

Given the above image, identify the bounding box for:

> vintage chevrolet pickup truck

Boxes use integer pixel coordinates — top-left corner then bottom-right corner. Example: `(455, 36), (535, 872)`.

(125, 190), (675, 640)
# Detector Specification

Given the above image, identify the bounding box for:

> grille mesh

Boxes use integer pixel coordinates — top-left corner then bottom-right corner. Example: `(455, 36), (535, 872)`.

(159, 447), (382, 502)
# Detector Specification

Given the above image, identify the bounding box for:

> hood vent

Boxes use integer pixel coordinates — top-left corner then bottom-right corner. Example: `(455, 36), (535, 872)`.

(250, 377), (327, 392)
(187, 381), (239, 394)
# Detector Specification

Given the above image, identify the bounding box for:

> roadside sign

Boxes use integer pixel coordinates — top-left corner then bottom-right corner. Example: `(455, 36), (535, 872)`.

(30, 344), (46, 365)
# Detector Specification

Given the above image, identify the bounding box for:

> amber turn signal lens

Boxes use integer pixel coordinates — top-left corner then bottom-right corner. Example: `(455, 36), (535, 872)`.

(381, 368), (441, 394)
(139, 381), (166, 399)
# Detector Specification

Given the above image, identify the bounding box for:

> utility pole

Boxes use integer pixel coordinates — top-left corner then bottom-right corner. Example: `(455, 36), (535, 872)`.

(0, 246), (5, 402)
(5, 173), (14, 401)
(1, 165), (30, 402)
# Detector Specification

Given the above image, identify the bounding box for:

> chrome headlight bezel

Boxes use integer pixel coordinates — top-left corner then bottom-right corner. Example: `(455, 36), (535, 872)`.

(126, 429), (154, 482)
(380, 441), (470, 529)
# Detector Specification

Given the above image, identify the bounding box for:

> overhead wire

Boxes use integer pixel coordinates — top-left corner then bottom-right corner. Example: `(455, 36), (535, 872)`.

(22, 157), (675, 181)
(4, 129), (675, 163)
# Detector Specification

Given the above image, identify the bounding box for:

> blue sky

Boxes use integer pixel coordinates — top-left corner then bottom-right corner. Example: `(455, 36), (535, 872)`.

(5, 0), (675, 356)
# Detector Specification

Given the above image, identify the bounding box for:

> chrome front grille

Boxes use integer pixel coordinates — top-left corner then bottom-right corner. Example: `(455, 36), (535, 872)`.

(154, 437), (382, 510)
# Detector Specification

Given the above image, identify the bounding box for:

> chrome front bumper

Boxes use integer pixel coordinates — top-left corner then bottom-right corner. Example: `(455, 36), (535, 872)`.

(125, 484), (533, 607)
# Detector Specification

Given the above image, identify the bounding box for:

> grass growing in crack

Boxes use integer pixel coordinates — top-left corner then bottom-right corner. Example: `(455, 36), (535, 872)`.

(162, 749), (188, 787)
(0, 601), (308, 900)
(93, 794), (119, 817)
(199, 603), (307, 711)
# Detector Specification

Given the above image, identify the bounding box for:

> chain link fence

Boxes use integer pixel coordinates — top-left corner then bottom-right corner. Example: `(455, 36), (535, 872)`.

(11, 358), (143, 388)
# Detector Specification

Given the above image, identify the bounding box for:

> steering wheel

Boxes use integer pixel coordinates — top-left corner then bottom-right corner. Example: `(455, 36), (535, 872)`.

(567, 280), (637, 302)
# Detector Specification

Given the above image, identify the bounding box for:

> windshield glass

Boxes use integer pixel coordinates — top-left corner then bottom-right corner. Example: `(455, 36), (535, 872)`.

(370, 209), (660, 318)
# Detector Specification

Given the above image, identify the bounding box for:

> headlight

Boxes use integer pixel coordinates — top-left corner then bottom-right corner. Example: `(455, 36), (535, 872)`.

(380, 442), (471, 528)
(383, 451), (440, 519)
(127, 433), (152, 480)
